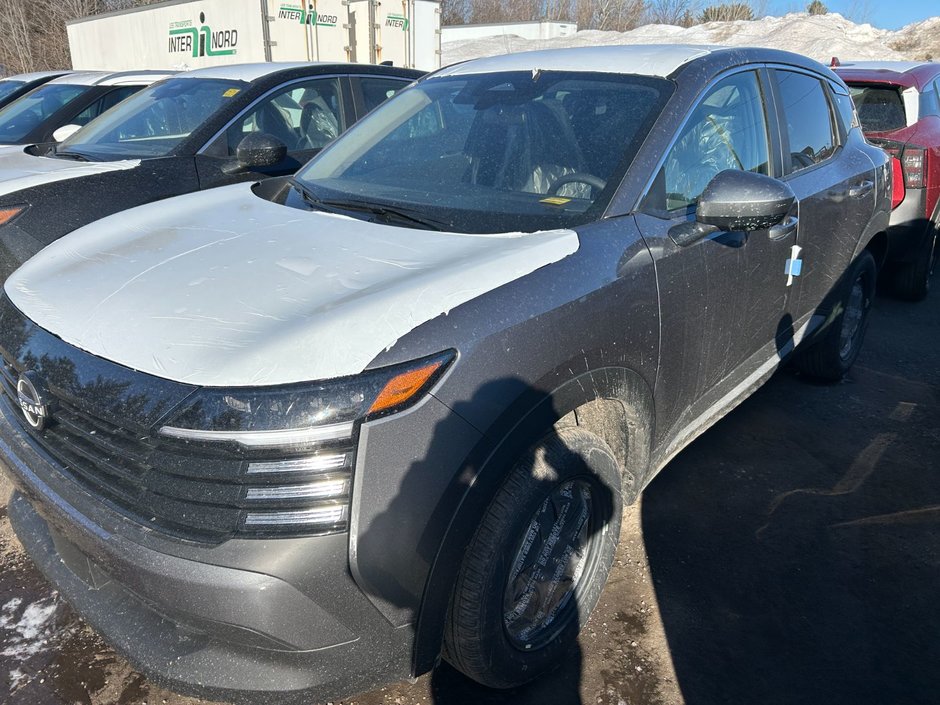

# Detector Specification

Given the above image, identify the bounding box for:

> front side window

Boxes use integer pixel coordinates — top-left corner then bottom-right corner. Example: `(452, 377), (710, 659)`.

(294, 71), (671, 234)
(776, 70), (837, 172)
(0, 83), (90, 144)
(70, 85), (142, 127)
(216, 77), (344, 155)
(59, 78), (245, 160)
(655, 71), (770, 212)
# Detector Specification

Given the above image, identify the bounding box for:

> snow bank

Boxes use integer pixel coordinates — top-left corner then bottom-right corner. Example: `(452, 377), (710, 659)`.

(442, 12), (940, 67)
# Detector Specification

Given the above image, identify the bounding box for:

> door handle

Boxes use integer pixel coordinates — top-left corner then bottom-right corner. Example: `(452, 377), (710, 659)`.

(769, 215), (798, 241)
(848, 180), (874, 198)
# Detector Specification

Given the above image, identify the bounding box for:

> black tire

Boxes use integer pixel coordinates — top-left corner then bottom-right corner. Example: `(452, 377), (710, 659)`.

(795, 250), (877, 381)
(443, 427), (623, 689)
(892, 227), (938, 302)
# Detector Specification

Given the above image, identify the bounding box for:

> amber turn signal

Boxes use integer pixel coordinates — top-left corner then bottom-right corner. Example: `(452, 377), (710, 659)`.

(368, 358), (448, 415)
(0, 205), (26, 227)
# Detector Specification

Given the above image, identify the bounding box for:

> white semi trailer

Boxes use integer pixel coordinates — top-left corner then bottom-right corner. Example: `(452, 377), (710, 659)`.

(67, 0), (442, 72)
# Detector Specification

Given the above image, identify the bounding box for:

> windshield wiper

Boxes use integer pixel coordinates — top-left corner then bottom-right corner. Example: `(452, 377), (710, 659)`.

(292, 181), (446, 232)
(52, 146), (91, 162)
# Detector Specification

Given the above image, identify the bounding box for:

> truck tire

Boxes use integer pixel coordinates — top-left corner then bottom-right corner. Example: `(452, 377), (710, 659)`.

(892, 228), (937, 301)
(443, 427), (622, 689)
(795, 250), (877, 381)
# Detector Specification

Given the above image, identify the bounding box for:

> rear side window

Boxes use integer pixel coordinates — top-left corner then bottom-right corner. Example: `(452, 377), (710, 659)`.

(71, 86), (141, 126)
(847, 83), (907, 132)
(654, 70), (770, 212)
(775, 71), (836, 172)
(920, 85), (940, 118)
(832, 90), (859, 135)
(358, 76), (410, 114)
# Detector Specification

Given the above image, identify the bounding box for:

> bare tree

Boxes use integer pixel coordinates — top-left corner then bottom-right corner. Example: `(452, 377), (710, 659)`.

(646, 0), (701, 25)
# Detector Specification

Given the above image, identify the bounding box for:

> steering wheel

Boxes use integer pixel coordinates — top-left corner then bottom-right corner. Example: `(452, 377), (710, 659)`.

(549, 172), (607, 196)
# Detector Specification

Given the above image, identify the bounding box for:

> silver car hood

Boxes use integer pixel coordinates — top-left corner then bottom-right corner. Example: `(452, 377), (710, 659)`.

(0, 146), (139, 197)
(6, 182), (579, 386)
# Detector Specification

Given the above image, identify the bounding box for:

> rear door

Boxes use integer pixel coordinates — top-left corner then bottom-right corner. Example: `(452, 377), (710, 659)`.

(769, 68), (876, 318)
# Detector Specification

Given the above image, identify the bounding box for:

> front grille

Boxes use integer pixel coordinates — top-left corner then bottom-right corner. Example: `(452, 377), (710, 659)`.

(0, 357), (355, 543)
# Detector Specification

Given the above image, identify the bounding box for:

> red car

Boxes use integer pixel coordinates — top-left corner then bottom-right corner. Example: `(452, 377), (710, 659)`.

(834, 60), (940, 300)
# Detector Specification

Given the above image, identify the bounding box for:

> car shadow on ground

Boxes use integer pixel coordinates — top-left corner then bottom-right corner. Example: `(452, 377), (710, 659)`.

(641, 290), (940, 705)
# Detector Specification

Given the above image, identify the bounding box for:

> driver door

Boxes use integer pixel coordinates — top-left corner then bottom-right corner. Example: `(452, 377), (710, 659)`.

(636, 69), (798, 440)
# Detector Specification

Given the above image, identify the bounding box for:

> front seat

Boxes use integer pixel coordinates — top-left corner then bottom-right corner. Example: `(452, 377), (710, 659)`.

(465, 102), (588, 196)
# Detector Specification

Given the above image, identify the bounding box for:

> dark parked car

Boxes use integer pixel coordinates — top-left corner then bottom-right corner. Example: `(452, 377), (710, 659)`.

(0, 45), (890, 703)
(0, 71), (71, 111)
(0, 70), (173, 150)
(0, 61), (421, 281)
(834, 60), (940, 299)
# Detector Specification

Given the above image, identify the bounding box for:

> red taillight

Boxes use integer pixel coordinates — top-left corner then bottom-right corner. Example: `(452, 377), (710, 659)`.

(891, 157), (905, 209)
(901, 147), (926, 189)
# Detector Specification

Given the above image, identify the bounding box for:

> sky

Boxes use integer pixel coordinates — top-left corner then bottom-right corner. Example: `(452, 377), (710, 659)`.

(768, 0), (938, 29)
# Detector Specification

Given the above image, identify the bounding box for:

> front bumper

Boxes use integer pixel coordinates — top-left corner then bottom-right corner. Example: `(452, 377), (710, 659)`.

(0, 393), (413, 704)
(886, 187), (935, 264)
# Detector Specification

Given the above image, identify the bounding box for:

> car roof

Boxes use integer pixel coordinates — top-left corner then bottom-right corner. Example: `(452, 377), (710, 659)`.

(176, 61), (353, 82)
(47, 70), (177, 86)
(1, 70), (71, 83)
(834, 61), (939, 91)
(433, 45), (719, 79)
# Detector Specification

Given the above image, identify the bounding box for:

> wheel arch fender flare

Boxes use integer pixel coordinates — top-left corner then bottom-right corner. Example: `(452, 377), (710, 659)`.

(411, 365), (655, 676)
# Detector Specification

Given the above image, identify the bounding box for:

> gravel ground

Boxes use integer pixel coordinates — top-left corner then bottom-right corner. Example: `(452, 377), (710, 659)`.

(1, 283), (937, 705)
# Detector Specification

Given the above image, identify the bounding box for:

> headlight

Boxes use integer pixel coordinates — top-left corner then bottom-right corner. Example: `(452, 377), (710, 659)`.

(159, 350), (455, 451)
(156, 351), (455, 536)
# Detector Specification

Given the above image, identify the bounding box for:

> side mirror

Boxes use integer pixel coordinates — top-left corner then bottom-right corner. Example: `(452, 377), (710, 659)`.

(670, 170), (796, 247)
(52, 124), (82, 142)
(222, 132), (288, 175)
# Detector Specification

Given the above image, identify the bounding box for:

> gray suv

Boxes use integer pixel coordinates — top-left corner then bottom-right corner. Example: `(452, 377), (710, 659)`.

(0, 45), (890, 703)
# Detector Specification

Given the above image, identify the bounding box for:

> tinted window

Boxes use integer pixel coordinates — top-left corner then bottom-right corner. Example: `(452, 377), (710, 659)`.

(71, 86), (141, 126)
(832, 90), (859, 135)
(218, 77), (344, 155)
(0, 81), (25, 103)
(62, 78), (244, 159)
(295, 71), (671, 234)
(358, 77), (411, 113)
(777, 71), (836, 172)
(0, 83), (90, 143)
(920, 85), (940, 118)
(848, 83), (907, 132)
(655, 71), (770, 211)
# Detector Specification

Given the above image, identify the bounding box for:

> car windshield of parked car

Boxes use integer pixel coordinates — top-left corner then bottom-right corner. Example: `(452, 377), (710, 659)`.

(293, 71), (672, 233)
(58, 77), (246, 160)
(0, 83), (89, 144)
(848, 83), (908, 132)
(0, 80), (26, 104)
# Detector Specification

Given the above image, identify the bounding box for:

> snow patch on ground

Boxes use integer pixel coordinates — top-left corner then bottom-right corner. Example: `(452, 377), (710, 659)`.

(0, 595), (60, 661)
(442, 12), (940, 66)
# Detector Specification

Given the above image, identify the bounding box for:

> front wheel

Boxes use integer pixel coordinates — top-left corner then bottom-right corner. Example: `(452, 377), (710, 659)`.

(794, 250), (877, 381)
(443, 427), (622, 689)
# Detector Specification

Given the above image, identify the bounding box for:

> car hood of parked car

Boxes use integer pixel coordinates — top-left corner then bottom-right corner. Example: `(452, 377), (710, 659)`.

(0, 146), (139, 198)
(5, 181), (579, 386)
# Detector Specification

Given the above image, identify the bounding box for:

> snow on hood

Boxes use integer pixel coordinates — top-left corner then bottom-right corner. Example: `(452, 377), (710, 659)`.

(5, 182), (579, 386)
(0, 146), (139, 198)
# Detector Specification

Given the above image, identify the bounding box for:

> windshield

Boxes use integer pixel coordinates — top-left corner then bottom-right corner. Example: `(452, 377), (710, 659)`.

(59, 77), (246, 159)
(848, 83), (907, 133)
(294, 71), (672, 233)
(0, 80), (26, 104)
(0, 83), (90, 144)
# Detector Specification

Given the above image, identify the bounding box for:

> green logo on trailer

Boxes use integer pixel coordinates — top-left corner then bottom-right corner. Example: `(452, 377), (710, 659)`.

(278, 4), (338, 27)
(168, 12), (238, 57)
(385, 14), (409, 31)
